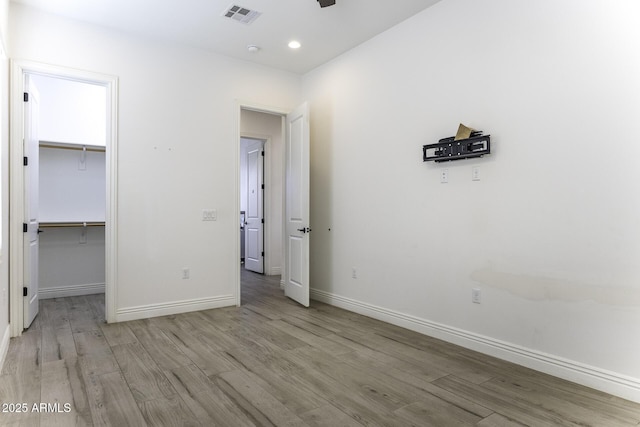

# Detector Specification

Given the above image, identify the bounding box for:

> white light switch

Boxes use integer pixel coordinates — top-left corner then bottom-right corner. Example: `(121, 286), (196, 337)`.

(202, 209), (217, 221)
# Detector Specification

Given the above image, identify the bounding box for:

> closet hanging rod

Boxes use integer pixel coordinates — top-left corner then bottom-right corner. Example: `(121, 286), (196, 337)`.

(39, 142), (106, 152)
(39, 221), (105, 228)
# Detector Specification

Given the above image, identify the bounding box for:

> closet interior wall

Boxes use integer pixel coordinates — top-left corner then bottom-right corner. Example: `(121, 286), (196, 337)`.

(32, 74), (107, 299)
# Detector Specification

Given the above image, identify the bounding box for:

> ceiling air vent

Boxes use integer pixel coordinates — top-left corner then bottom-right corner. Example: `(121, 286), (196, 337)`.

(222, 4), (262, 25)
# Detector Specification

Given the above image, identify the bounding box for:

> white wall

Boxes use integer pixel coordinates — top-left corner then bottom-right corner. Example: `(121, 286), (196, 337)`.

(241, 110), (284, 275)
(39, 148), (106, 222)
(30, 75), (107, 146)
(304, 0), (640, 401)
(9, 4), (301, 318)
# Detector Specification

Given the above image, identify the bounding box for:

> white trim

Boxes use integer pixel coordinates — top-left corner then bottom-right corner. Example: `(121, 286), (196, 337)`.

(9, 60), (119, 335)
(234, 101), (242, 306)
(238, 101), (290, 117)
(104, 72), (119, 325)
(115, 295), (235, 323)
(39, 283), (105, 299)
(310, 288), (640, 404)
(0, 324), (10, 373)
(269, 266), (281, 276)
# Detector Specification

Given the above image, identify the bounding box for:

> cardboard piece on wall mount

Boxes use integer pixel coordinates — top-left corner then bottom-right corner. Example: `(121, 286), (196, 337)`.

(454, 123), (477, 141)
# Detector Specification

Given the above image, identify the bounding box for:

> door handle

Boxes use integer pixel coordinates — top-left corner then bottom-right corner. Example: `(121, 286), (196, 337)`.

(37, 229), (43, 234)
(297, 227), (312, 233)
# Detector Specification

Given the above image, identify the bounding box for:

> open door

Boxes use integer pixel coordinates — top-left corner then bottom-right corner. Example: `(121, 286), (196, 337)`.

(284, 102), (310, 307)
(23, 75), (40, 328)
(244, 139), (264, 274)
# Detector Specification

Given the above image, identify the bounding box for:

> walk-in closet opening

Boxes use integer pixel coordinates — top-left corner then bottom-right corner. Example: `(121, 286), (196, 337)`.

(29, 74), (107, 326)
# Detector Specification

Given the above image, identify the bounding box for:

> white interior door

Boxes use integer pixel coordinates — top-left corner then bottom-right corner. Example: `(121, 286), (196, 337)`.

(23, 75), (40, 328)
(284, 102), (310, 307)
(245, 139), (264, 273)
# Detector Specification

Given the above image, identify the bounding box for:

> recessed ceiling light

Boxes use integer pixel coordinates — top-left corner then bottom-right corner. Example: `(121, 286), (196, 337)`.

(288, 40), (301, 49)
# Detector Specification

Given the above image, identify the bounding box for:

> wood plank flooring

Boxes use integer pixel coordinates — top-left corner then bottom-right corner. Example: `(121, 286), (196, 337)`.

(1, 269), (640, 426)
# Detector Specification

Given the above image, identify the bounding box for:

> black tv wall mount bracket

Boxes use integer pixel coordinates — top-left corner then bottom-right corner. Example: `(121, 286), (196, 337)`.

(423, 134), (490, 163)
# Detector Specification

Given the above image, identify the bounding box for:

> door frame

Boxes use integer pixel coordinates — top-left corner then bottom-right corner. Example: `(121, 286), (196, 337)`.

(9, 60), (119, 336)
(235, 101), (288, 306)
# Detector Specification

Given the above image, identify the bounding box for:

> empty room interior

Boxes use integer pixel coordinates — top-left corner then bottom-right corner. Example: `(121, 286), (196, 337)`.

(0, 0), (639, 425)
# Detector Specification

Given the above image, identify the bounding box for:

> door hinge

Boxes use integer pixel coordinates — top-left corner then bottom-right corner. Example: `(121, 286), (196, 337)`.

(261, 151), (264, 157)
(261, 251), (264, 257)
(23, 156), (28, 166)
(23, 287), (28, 297)
(261, 184), (264, 190)
(23, 223), (28, 232)
(261, 218), (264, 224)
(23, 92), (29, 102)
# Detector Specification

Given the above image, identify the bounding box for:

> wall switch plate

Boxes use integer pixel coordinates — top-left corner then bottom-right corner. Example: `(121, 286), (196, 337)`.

(182, 268), (190, 279)
(440, 169), (449, 184)
(472, 288), (481, 304)
(472, 166), (480, 181)
(202, 209), (217, 221)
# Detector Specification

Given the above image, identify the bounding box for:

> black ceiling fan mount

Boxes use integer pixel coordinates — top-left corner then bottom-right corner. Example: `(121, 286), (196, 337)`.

(317, 0), (336, 7)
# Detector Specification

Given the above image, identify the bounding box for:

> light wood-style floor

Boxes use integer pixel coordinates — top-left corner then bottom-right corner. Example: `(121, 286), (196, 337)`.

(1, 270), (639, 426)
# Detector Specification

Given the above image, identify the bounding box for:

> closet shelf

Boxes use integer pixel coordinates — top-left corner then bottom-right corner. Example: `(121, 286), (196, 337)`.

(40, 221), (105, 228)
(40, 141), (106, 152)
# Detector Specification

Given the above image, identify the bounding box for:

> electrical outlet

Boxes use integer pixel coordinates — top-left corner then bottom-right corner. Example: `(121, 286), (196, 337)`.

(182, 268), (190, 279)
(472, 288), (481, 304)
(352, 268), (357, 279)
(440, 169), (449, 184)
(472, 166), (480, 181)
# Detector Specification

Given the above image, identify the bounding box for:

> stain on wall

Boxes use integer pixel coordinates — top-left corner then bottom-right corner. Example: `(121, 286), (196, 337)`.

(472, 269), (640, 307)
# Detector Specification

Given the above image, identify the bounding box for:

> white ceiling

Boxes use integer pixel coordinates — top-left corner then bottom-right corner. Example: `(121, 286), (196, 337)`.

(11, 0), (442, 74)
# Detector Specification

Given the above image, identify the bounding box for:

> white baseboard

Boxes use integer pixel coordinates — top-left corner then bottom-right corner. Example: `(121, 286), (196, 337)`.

(39, 283), (105, 299)
(310, 288), (640, 404)
(115, 294), (236, 323)
(269, 266), (281, 276)
(0, 324), (10, 373)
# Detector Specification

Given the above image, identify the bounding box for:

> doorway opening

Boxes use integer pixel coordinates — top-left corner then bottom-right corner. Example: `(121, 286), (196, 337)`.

(29, 74), (107, 329)
(9, 61), (118, 336)
(241, 137), (265, 274)
(238, 107), (286, 304)
(236, 101), (310, 308)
